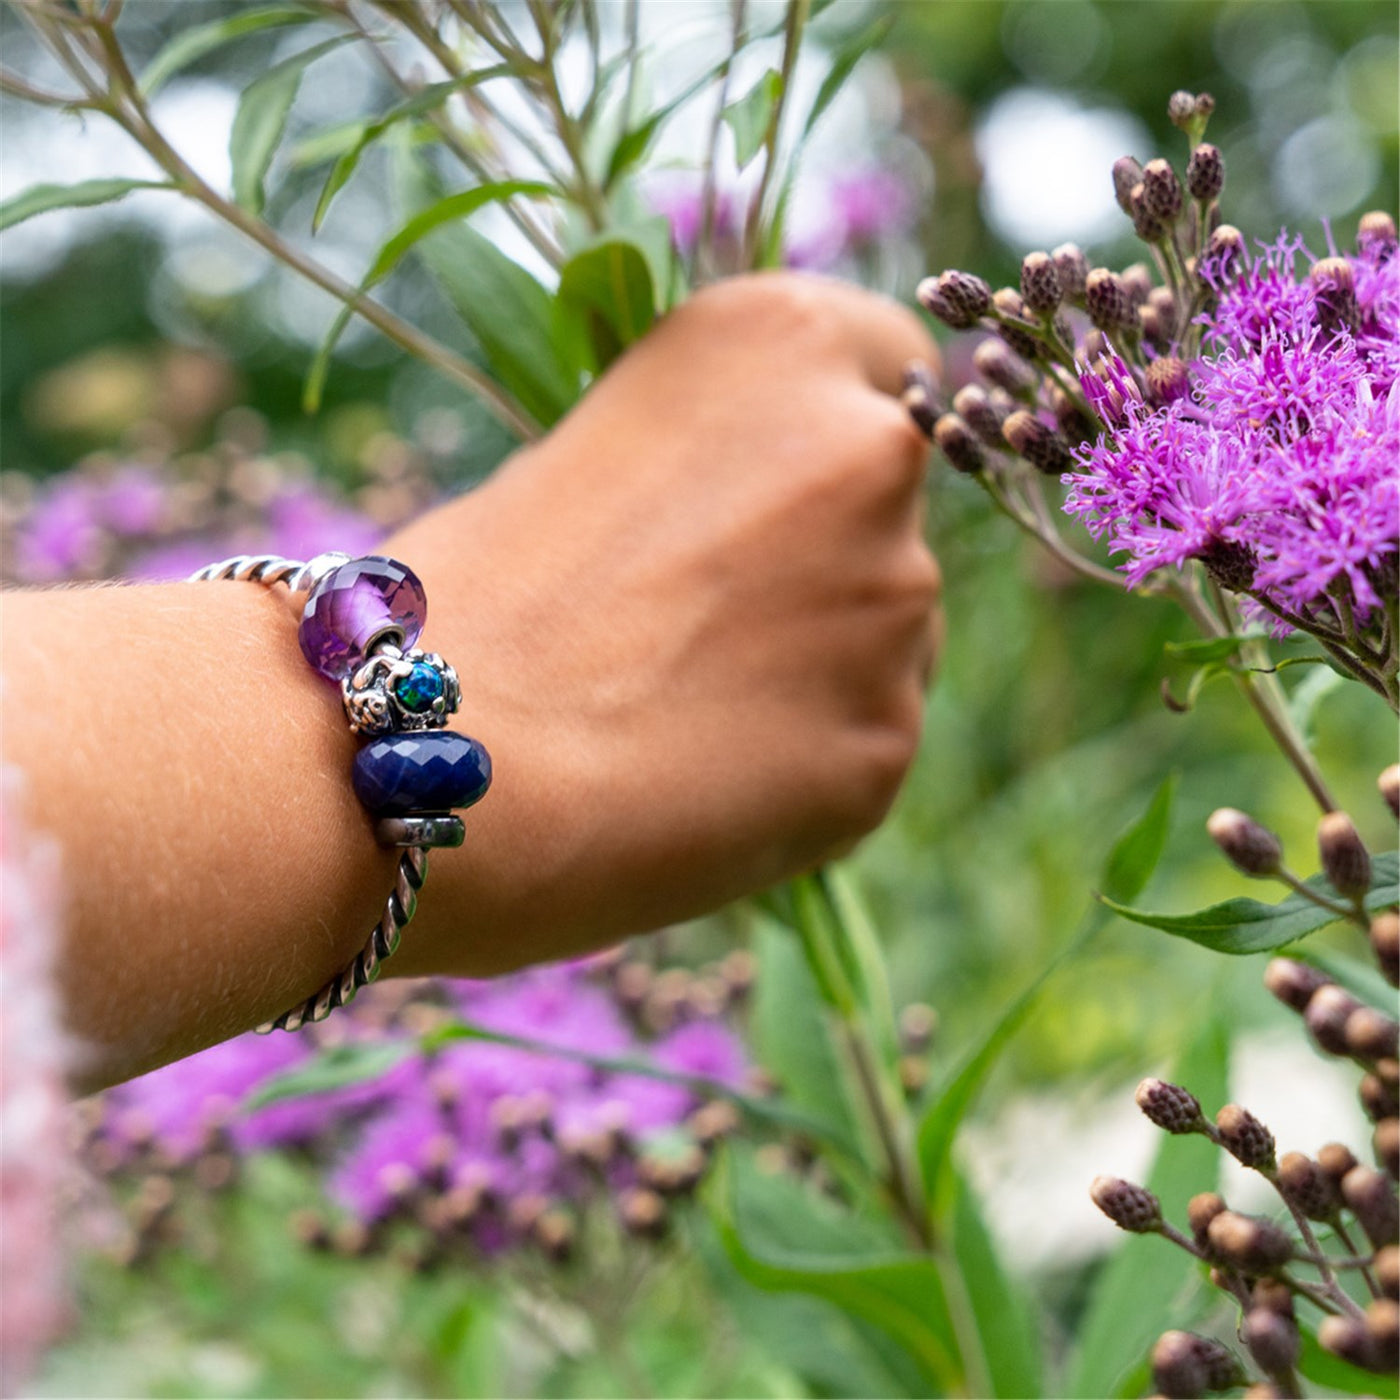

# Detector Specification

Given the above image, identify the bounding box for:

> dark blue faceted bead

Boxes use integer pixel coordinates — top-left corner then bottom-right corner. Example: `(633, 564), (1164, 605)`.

(352, 732), (492, 817)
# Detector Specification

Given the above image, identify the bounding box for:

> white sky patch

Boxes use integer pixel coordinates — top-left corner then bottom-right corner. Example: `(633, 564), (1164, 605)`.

(975, 87), (1149, 249)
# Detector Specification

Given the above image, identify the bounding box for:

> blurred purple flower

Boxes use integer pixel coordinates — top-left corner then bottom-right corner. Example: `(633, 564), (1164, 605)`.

(266, 483), (382, 561)
(829, 168), (915, 246)
(15, 478), (103, 581)
(97, 465), (167, 536)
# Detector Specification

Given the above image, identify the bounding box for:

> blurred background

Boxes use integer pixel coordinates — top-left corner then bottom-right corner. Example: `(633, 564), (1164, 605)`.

(2, 1), (1396, 1394)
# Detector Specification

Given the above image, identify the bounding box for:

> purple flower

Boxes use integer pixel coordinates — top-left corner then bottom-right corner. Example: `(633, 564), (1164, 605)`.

(828, 169), (914, 246)
(15, 478), (104, 581)
(97, 465), (167, 536)
(265, 483), (382, 561)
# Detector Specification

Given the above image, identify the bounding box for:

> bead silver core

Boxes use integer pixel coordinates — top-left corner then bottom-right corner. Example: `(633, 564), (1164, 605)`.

(374, 814), (466, 849)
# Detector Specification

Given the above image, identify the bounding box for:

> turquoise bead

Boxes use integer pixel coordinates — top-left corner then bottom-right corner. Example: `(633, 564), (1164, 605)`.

(394, 661), (445, 713)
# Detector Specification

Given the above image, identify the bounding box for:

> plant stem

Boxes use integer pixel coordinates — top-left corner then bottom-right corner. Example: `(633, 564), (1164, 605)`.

(1273, 867), (1369, 928)
(742, 0), (807, 266)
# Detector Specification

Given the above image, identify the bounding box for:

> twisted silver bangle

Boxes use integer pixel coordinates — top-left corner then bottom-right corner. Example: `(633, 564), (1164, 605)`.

(192, 552), (447, 1035)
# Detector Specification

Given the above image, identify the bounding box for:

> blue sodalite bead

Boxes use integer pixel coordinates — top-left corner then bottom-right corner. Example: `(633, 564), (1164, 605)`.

(352, 732), (492, 816)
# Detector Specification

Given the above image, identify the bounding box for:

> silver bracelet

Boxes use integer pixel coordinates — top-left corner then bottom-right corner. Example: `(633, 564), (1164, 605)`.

(190, 552), (491, 1033)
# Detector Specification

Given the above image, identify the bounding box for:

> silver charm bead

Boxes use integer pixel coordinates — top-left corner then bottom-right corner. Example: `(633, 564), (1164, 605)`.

(341, 644), (462, 736)
(374, 814), (466, 849)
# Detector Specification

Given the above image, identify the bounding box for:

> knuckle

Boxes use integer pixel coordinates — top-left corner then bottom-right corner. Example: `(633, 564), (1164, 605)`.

(692, 272), (842, 349)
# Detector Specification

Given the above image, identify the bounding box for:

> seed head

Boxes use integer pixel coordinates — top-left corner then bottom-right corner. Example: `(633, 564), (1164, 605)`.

(1002, 410), (1072, 476)
(1276, 1152), (1339, 1221)
(952, 384), (1011, 446)
(1318, 1314), (1382, 1372)
(1310, 257), (1360, 337)
(1375, 1118), (1399, 1180)
(1348, 1008), (1400, 1063)
(1136, 1078), (1205, 1134)
(1085, 268), (1135, 331)
(1243, 1307), (1300, 1376)
(1187, 1191), (1227, 1247)
(1206, 1210), (1294, 1273)
(1167, 91), (1198, 130)
(1376, 1243), (1400, 1299)
(1317, 811), (1371, 899)
(990, 287), (1044, 359)
(933, 414), (985, 475)
(1206, 808), (1282, 876)
(1051, 242), (1088, 301)
(1263, 957), (1328, 1012)
(1146, 357), (1191, 406)
(1371, 911), (1400, 988)
(901, 361), (938, 438)
(1379, 765), (1400, 819)
(1090, 1175), (1161, 1233)
(1341, 1164), (1400, 1248)
(973, 337), (1037, 398)
(917, 270), (992, 330)
(1305, 985), (1363, 1055)
(1141, 159), (1184, 223)
(1109, 157), (1144, 218)
(1358, 210), (1398, 260)
(1216, 1103), (1276, 1171)
(1186, 143), (1224, 202)
(1020, 251), (1063, 314)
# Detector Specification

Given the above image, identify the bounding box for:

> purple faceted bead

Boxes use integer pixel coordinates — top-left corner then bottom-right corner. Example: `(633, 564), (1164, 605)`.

(298, 555), (427, 680)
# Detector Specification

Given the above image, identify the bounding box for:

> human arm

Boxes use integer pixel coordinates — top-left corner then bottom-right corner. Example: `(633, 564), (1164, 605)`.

(2, 273), (941, 1092)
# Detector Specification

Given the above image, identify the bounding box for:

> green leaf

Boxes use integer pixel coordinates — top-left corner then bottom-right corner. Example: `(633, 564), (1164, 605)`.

(1100, 851), (1398, 955)
(1164, 635), (1251, 664)
(723, 68), (782, 170)
(802, 14), (893, 139)
(1287, 662), (1344, 747)
(310, 71), (514, 232)
(1068, 1012), (1231, 1398)
(946, 1169), (1042, 1398)
(1297, 1322), (1399, 1398)
(244, 1040), (414, 1109)
(302, 179), (556, 413)
(139, 4), (317, 97)
(0, 177), (175, 233)
(707, 1147), (964, 1394)
(1099, 774), (1177, 906)
(556, 235), (657, 370)
(229, 34), (356, 215)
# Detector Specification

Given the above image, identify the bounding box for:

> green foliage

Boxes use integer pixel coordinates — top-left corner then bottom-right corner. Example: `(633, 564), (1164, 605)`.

(556, 235), (659, 371)
(1102, 851), (1398, 954)
(723, 69), (783, 170)
(0, 178), (175, 232)
(138, 4), (319, 97)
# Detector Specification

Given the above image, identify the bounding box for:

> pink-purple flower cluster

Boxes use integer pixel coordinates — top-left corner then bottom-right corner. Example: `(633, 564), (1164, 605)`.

(1064, 229), (1399, 634)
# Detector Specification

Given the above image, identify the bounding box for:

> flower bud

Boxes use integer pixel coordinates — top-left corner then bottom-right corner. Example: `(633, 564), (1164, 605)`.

(1149, 1331), (1206, 1399)
(1049, 385), (1093, 444)
(1206, 1210), (1294, 1273)
(1121, 263), (1154, 306)
(1310, 257), (1360, 337)
(1380, 764), (1400, 818)
(1317, 1141), (1358, 1186)
(1020, 251), (1063, 314)
(1149, 284), (1179, 333)
(1375, 1117), (1399, 1180)
(1358, 210), (1398, 260)
(1186, 143), (1224, 202)
(1242, 1306), (1299, 1376)
(952, 384), (1011, 445)
(1317, 811), (1371, 899)
(1002, 410), (1073, 475)
(1138, 302), (1169, 352)
(1051, 242), (1088, 301)
(1167, 91), (1198, 130)
(933, 413), (985, 475)
(1136, 1078), (1205, 1134)
(618, 1186), (667, 1239)
(1341, 1164), (1400, 1248)
(1085, 269), (1135, 331)
(990, 287), (1043, 359)
(1194, 93), (1215, 120)
(1318, 1314), (1382, 1372)
(1305, 985), (1363, 1055)
(1090, 1175), (1162, 1232)
(1372, 911), (1400, 988)
(1348, 1008), (1400, 1064)
(719, 948), (755, 998)
(1276, 1152), (1339, 1220)
(917, 270), (993, 330)
(534, 1208), (575, 1262)
(1113, 156), (1144, 214)
(1187, 1191), (1227, 1247)
(1204, 225), (1245, 278)
(1263, 956), (1329, 1011)
(1251, 1278), (1295, 1318)
(973, 337), (1037, 398)
(1141, 159), (1184, 223)
(901, 361), (938, 438)
(1206, 808), (1282, 876)
(1376, 1242), (1400, 1299)
(687, 1098), (740, 1147)
(1146, 357), (1191, 406)
(1130, 183), (1167, 243)
(1081, 328), (1108, 361)
(1368, 1297), (1400, 1371)
(1361, 1073), (1400, 1123)
(1215, 1104), (1276, 1171)
(899, 1002), (938, 1053)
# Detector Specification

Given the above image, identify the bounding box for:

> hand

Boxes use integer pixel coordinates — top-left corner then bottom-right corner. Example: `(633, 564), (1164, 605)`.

(383, 272), (942, 975)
